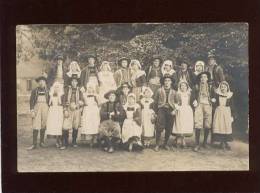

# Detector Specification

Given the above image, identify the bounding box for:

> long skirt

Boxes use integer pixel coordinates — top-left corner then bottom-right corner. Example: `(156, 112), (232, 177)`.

(80, 105), (100, 135)
(212, 106), (233, 142)
(173, 105), (193, 137)
(46, 106), (63, 136)
(122, 119), (142, 143)
(99, 120), (121, 139)
(142, 109), (155, 137)
(32, 102), (49, 130)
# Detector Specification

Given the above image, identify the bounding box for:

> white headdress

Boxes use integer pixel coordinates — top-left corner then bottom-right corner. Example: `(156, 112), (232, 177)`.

(161, 60), (175, 75)
(100, 61), (112, 71)
(215, 81), (233, 98)
(49, 81), (64, 96)
(194, 60), (205, 75)
(140, 86), (154, 96)
(67, 61), (81, 78)
(130, 59), (142, 70)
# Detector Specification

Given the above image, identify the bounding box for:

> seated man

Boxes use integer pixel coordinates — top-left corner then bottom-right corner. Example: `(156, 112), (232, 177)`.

(99, 90), (126, 153)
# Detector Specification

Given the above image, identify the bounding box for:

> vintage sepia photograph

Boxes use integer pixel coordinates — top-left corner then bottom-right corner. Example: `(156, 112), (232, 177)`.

(16, 23), (249, 172)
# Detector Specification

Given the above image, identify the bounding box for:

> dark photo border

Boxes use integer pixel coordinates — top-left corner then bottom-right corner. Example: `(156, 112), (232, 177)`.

(1, 0), (260, 192)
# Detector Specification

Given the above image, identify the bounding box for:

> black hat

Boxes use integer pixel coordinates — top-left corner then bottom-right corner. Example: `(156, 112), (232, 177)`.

(69, 74), (80, 84)
(35, 75), (47, 83)
(54, 54), (64, 61)
(104, 90), (117, 99)
(208, 49), (216, 59)
(118, 57), (131, 67)
(160, 74), (175, 85)
(196, 71), (211, 83)
(151, 55), (163, 64)
(86, 54), (97, 60)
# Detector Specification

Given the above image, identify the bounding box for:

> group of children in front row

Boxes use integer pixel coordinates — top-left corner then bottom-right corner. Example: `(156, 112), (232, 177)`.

(28, 67), (234, 153)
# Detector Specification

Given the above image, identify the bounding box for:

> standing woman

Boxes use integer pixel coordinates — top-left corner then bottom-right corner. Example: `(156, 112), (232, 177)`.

(146, 55), (163, 94)
(98, 61), (117, 104)
(172, 81), (194, 148)
(45, 82), (64, 148)
(212, 81), (234, 150)
(129, 59), (146, 102)
(122, 93), (143, 152)
(80, 82), (101, 147)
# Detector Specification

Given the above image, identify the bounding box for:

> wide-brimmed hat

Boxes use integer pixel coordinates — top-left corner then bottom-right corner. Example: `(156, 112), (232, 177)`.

(118, 57), (131, 67)
(196, 71), (211, 83)
(208, 49), (216, 59)
(35, 75), (47, 83)
(151, 55), (163, 64)
(54, 54), (64, 61)
(160, 74), (175, 85)
(104, 90), (118, 99)
(86, 54), (97, 60)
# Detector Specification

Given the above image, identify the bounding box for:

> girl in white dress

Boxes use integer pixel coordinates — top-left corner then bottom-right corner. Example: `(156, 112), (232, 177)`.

(140, 86), (156, 148)
(212, 81), (234, 150)
(46, 82), (64, 148)
(80, 83), (100, 147)
(98, 61), (117, 104)
(122, 93), (143, 151)
(172, 81), (194, 148)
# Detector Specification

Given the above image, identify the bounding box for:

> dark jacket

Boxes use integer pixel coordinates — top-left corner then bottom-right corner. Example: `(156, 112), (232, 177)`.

(80, 66), (99, 88)
(47, 64), (67, 88)
(29, 87), (50, 110)
(146, 66), (162, 82)
(206, 65), (225, 87)
(63, 86), (84, 108)
(100, 102), (126, 123)
(190, 83), (215, 106)
(153, 87), (177, 112)
(176, 69), (193, 87)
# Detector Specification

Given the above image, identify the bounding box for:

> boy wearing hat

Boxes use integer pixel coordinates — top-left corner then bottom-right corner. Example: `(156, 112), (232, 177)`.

(47, 54), (66, 89)
(99, 90), (126, 153)
(206, 49), (225, 88)
(153, 74), (177, 152)
(191, 71), (216, 152)
(61, 74), (84, 149)
(176, 60), (193, 88)
(146, 55), (163, 94)
(114, 57), (131, 88)
(80, 54), (99, 92)
(117, 82), (132, 106)
(27, 75), (49, 150)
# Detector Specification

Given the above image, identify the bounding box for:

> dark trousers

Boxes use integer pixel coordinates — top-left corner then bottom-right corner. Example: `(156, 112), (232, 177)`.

(195, 128), (210, 146)
(155, 107), (174, 146)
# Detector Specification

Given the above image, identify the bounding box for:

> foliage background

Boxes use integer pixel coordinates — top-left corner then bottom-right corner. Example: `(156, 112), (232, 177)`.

(16, 23), (249, 134)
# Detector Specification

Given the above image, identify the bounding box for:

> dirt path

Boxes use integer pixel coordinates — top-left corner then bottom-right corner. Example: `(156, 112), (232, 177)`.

(17, 115), (249, 172)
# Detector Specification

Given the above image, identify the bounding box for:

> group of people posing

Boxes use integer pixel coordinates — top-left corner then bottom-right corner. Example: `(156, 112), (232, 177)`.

(28, 50), (234, 153)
